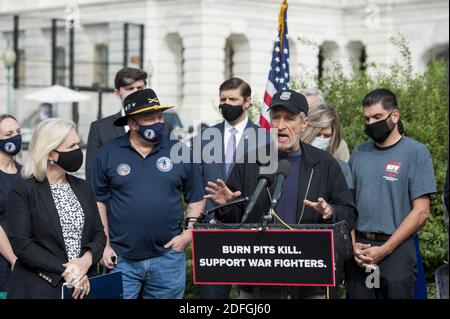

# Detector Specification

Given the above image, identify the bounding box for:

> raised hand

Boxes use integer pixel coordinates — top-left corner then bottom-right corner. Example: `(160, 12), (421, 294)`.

(204, 179), (241, 205)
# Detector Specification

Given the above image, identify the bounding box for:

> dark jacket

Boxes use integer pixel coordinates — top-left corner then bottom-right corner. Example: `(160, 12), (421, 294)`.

(200, 119), (271, 211)
(85, 111), (173, 182)
(213, 142), (357, 298)
(86, 112), (125, 183)
(6, 174), (106, 299)
(216, 142), (357, 228)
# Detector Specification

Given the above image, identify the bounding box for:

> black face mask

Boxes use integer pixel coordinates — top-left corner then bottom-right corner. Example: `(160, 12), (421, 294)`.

(219, 103), (244, 122)
(365, 112), (397, 143)
(55, 148), (83, 172)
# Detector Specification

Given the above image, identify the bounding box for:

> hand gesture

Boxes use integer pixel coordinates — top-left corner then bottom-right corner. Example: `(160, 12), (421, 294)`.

(204, 179), (241, 205)
(304, 197), (333, 220)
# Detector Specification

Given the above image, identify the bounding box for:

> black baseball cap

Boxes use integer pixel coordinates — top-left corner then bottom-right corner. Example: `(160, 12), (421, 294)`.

(114, 88), (174, 126)
(267, 89), (309, 116)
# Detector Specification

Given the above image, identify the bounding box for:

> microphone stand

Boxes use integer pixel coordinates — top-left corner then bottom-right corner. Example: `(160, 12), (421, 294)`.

(260, 188), (275, 231)
(182, 197), (250, 229)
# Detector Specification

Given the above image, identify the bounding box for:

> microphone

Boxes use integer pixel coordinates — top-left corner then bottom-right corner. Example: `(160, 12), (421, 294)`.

(270, 159), (291, 208)
(195, 197), (250, 224)
(240, 173), (273, 223)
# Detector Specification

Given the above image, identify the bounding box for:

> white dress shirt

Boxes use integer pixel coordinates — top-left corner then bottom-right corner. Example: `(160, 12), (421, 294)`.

(120, 108), (130, 133)
(223, 116), (248, 155)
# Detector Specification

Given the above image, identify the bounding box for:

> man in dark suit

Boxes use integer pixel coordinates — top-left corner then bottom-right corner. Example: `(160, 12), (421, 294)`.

(199, 77), (271, 299)
(85, 68), (172, 182)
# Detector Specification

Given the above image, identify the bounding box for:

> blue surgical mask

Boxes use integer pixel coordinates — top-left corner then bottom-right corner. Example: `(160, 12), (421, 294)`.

(136, 122), (164, 143)
(311, 136), (331, 151)
(0, 134), (22, 156)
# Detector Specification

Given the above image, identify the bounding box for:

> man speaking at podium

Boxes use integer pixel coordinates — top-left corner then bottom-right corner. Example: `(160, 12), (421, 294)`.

(205, 89), (357, 299)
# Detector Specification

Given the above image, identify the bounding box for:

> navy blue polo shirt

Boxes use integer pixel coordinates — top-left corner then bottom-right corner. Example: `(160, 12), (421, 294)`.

(92, 134), (204, 260)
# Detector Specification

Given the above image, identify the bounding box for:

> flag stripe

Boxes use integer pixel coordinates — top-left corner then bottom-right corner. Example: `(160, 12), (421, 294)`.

(263, 92), (272, 108)
(259, 0), (290, 131)
(259, 114), (271, 130)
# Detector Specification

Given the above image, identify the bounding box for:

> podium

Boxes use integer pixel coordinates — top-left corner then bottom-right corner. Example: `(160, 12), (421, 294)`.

(191, 221), (352, 297)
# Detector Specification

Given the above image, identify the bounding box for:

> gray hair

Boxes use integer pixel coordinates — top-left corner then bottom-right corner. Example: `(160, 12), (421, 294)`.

(300, 88), (325, 105)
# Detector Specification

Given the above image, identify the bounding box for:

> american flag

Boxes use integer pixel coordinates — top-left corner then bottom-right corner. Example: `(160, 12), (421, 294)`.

(260, 0), (290, 130)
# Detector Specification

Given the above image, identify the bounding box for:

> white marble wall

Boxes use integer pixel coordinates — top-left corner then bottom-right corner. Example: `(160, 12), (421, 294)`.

(0, 0), (448, 136)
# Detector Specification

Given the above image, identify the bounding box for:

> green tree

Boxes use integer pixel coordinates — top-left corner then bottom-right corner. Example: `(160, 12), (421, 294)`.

(289, 34), (448, 298)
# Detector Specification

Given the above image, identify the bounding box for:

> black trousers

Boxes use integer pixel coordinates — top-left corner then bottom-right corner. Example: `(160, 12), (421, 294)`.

(346, 236), (417, 299)
(201, 284), (231, 299)
(0, 255), (11, 292)
(239, 286), (326, 299)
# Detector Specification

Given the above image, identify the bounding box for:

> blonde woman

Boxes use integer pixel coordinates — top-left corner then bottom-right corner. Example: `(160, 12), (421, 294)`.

(0, 114), (21, 297)
(6, 118), (105, 299)
(300, 103), (353, 189)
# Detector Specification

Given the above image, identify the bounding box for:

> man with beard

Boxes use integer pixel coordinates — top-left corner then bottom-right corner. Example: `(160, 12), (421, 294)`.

(205, 89), (356, 298)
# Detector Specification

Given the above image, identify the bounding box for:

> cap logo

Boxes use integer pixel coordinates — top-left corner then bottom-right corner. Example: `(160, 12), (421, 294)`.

(280, 92), (291, 100)
(125, 102), (136, 112)
(156, 157), (173, 172)
(148, 98), (159, 104)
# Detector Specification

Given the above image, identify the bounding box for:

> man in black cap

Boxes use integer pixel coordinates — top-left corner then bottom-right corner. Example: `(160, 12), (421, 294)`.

(91, 88), (205, 299)
(205, 89), (356, 299)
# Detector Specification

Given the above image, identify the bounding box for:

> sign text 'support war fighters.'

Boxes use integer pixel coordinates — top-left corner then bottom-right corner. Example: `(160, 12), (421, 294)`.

(192, 230), (335, 286)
